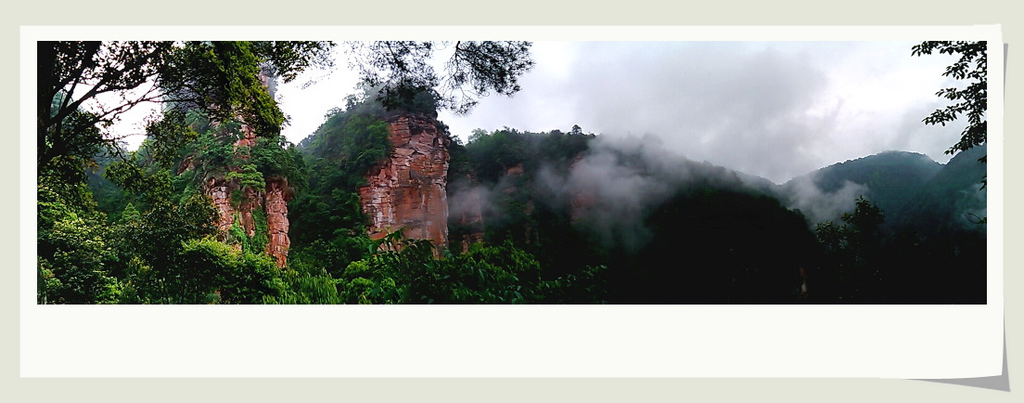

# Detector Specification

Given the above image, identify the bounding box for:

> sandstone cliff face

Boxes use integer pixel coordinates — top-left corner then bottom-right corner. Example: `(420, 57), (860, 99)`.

(359, 114), (450, 252)
(181, 71), (293, 267)
(263, 178), (291, 267)
(199, 129), (292, 267)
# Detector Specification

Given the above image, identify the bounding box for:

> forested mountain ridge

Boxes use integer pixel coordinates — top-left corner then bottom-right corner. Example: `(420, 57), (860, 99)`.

(72, 104), (989, 304)
(895, 144), (988, 233)
(782, 151), (942, 223)
(773, 146), (986, 237)
(435, 125), (987, 303)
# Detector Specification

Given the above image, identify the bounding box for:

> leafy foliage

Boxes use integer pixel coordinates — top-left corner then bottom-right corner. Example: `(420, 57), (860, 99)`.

(178, 238), (282, 304)
(289, 95), (392, 250)
(37, 212), (120, 304)
(810, 192), (984, 303)
(345, 41), (534, 114)
(334, 232), (596, 304)
(38, 41), (333, 170)
(912, 41), (987, 158)
(39, 39), (548, 305)
(811, 196), (886, 301)
(913, 41), (988, 195)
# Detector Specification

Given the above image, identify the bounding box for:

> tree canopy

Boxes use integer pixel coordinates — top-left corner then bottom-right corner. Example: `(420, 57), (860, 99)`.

(345, 41), (534, 114)
(912, 41), (987, 161)
(37, 41), (335, 168)
(37, 40), (550, 305)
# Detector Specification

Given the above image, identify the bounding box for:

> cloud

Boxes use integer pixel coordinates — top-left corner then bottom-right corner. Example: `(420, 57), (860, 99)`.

(276, 41), (969, 186)
(539, 136), (675, 251)
(781, 174), (869, 225)
(436, 41), (964, 184)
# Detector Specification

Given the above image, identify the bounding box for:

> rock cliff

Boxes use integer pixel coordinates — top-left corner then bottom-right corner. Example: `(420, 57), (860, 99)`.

(359, 114), (451, 253)
(201, 129), (293, 267)
(176, 70), (294, 267)
(263, 178), (291, 266)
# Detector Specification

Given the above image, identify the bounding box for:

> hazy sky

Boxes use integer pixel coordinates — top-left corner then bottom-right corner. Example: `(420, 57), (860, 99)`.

(276, 40), (966, 184)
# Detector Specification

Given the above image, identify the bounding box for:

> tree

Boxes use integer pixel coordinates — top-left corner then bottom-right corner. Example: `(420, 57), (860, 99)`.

(38, 41), (335, 169)
(40, 39), (534, 169)
(334, 231), (596, 304)
(912, 41), (987, 215)
(912, 42), (987, 168)
(345, 41), (534, 114)
(813, 196), (886, 302)
(37, 197), (120, 304)
(38, 42), (169, 168)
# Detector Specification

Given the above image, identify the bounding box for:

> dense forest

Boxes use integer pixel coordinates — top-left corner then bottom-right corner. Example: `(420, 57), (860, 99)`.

(37, 40), (988, 304)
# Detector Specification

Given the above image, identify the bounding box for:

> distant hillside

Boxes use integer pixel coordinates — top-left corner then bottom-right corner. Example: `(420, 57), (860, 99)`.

(781, 151), (943, 227)
(895, 145), (987, 234)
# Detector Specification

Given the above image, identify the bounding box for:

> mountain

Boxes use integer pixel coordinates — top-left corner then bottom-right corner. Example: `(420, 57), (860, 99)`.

(442, 129), (821, 303)
(895, 144), (988, 234)
(775, 145), (987, 236)
(258, 91), (989, 304)
(780, 150), (943, 227)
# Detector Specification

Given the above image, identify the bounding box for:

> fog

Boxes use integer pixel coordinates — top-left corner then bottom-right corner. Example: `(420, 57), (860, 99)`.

(424, 41), (965, 184)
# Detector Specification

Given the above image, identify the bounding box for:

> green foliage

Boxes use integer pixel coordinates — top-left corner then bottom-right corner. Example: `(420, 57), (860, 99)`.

(38, 41), (331, 174)
(346, 41), (533, 114)
(450, 126), (603, 275)
(38, 153), (122, 304)
(795, 151), (943, 223)
(144, 108), (200, 167)
(252, 208), (269, 253)
(101, 161), (221, 303)
(249, 136), (308, 189)
(842, 196), (885, 241)
(537, 265), (609, 304)
(38, 168), (98, 229)
(459, 127), (594, 183)
(912, 41), (987, 158)
(85, 147), (137, 222)
(104, 161), (176, 208)
(37, 215), (120, 304)
(168, 113), (306, 193)
(913, 41), (988, 193)
(895, 144), (987, 232)
(337, 234), (547, 303)
(225, 164), (266, 192)
(179, 238), (282, 304)
(265, 260), (342, 304)
(812, 196), (886, 301)
(160, 41), (332, 137)
(290, 96), (393, 250)
(226, 209), (270, 256)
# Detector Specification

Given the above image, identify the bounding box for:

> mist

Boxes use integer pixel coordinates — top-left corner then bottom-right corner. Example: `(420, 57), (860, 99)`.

(451, 130), (770, 252)
(434, 41), (965, 185)
(536, 135), (676, 252)
(780, 174), (869, 225)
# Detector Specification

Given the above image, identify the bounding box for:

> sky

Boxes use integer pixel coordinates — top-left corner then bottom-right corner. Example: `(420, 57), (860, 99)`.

(275, 40), (966, 185)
